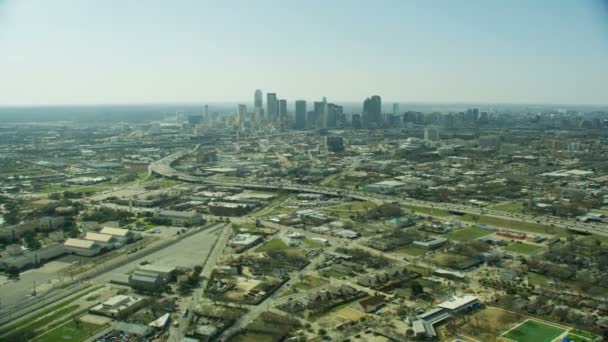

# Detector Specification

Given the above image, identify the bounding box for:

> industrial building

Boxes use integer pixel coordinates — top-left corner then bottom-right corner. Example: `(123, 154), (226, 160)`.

(63, 238), (102, 256)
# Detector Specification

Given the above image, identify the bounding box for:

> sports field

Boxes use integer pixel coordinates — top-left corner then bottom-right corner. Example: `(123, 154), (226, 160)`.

(504, 242), (544, 254)
(503, 320), (566, 342)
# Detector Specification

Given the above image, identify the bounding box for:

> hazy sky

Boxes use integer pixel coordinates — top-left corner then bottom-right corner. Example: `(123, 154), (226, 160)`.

(1, 0), (607, 105)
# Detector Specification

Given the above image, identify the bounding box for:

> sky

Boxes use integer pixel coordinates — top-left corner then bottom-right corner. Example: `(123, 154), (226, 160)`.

(0, 0), (607, 106)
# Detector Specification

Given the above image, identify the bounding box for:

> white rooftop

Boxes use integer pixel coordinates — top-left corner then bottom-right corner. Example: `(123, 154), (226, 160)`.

(64, 238), (97, 249)
(438, 295), (479, 311)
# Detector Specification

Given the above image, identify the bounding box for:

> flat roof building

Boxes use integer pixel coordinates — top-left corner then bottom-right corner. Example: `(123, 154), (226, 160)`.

(64, 238), (102, 256)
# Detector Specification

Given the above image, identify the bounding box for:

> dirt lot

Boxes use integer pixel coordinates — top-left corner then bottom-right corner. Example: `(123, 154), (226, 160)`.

(334, 307), (366, 321)
(224, 277), (261, 301)
(459, 307), (523, 342)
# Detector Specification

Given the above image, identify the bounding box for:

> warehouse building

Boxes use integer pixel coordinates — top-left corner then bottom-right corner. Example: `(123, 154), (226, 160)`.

(64, 238), (102, 256)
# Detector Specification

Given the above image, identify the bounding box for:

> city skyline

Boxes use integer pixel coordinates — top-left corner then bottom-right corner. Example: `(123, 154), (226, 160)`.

(1, 0), (608, 106)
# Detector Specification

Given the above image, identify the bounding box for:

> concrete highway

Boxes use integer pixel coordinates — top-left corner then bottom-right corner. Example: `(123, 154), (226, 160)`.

(150, 148), (608, 237)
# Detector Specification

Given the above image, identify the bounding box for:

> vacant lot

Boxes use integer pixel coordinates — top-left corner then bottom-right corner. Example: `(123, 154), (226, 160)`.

(503, 320), (566, 342)
(281, 275), (328, 297)
(504, 242), (544, 254)
(445, 227), (492, 241)
(401, 204), (450, 217)
(255, 238), (288, 253)
(393, 246), (428, 256)
(461, 215), (569, 237)
(460, 307), (522, 342)
(334, 307), (366, 321)
(34, 321), (104, 342)
(490, 202), (525, 214)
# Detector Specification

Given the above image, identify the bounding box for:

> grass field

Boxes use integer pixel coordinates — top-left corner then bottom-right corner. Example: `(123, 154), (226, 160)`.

(393, 246), (428, 256)
(504, 242), (544, 254)
(231, 332), (277, 342)
(445, 226), (492, 241)
(255, 238), (289, 253)
(34, 321), (104, 342)
(490, 202), (526, 214)
(323, 201), (378, 219)
(461, 214), (569, 237)
(302, 238), (323, 248)
(281, 275), (328, 297)
(401, 204), (451, 217)
(503, 320), (566, 342)
(526, 272), (550, 287)
(321, 268), (349, 279)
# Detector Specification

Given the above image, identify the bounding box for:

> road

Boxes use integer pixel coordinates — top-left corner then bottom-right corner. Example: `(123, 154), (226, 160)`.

(168, 223), (230, 341)
(150, 148), (608, 237)
(0, 224), (219, 326)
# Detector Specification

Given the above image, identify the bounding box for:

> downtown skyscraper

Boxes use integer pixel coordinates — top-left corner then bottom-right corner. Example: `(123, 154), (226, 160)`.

(295, 100), (307, 130)
(363, 95), (382, 128)
(266, 93), (278, 123)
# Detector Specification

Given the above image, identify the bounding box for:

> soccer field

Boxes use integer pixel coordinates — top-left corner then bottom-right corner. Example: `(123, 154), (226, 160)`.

(503, 320), (566, 342)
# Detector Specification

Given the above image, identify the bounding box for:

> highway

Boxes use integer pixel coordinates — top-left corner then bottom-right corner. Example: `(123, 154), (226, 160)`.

(149, 148), (608, 237)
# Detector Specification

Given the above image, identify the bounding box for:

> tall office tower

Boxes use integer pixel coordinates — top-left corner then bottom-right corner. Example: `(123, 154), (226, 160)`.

(327, 103), (342, 128)
(465, 108), (480, 125)
(321, 97), (329, 128)
(254, 89), (263, 109)
(313, 101), (323, 128)
(351, 114), (362, 129)
(363, 95), (382, 128)
(266, 93), (278, 122)
(278, 99), (287, 126)
(393, 103), (399, 116)
(307, 111), (316, 129)
(295, 100), (307, 130)
(237, 104), (247, 126)
(479, 111), (489, 124)
(424, 126), (439, 141)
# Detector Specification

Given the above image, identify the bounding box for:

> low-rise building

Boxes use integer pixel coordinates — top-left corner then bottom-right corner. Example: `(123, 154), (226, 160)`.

(229, 233), (263, 252)
(64, 238), (102, 256)
(90, 295), (147, 318)
(412, 236), (447, 249)
(156, 210), (203, 226)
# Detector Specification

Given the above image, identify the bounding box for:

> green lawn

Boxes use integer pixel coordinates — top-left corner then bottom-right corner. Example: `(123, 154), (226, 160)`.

(393, 246), (428, 256)
(490, 202), (525, 214)
(302, 238), (323, 248)
(503, 320), (566, 342)
(255, 238), (288, 253)
(569, 329), (599, 341)
(527, 272), (550, 287)
(281, 275), (328, 297)
(401, 204), (450, 217)
(504, 242), (544, 254)
(231, 332), (279, 342)
(34, 321), (105, 342)
(321, 268), (348, 279)
(461, 215), (569, 237)
(445, 227), (492, 241)
(323, 201), (378, 219)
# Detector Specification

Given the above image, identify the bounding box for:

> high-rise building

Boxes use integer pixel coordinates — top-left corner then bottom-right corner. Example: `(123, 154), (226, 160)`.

(393, 103), (399, 116)
(295, 100), (307, 130)
(278, 99), (287, 126)
(363, 95), (382, 128)
(254, 89), (263, 109)
(266, 93), (278, 122)
(237, 104), (247, 126)
(351, 114), (362, 129)
(327, 103), (342, 128)
(424, 126), (439, 141)
(321, 97), (328, 128)
(313, 101), (324, 128)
